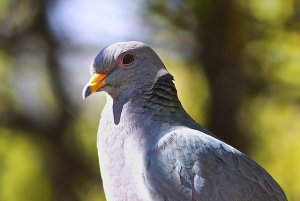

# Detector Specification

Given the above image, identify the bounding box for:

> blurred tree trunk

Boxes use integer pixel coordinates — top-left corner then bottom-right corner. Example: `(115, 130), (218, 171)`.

(193, 0), (249, 150)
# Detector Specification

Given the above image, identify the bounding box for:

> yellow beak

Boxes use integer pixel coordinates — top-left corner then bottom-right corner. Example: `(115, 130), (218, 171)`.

(82, 73), (107, 99)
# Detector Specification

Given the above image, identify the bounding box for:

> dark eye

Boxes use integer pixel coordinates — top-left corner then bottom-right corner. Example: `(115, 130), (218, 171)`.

(122, 54), (135, 66)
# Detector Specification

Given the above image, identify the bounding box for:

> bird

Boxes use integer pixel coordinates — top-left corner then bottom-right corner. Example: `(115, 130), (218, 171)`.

(82, 41), (287, 201)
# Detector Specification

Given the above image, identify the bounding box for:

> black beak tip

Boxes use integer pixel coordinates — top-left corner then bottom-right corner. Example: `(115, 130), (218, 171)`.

(82, 85), (91, 100)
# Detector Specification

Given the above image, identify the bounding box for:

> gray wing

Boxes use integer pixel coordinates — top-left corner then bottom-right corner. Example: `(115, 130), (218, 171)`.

(144, 127), (287, 201)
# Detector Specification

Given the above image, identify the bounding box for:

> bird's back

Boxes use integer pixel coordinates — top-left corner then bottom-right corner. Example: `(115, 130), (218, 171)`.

(144, 127), (287, 201)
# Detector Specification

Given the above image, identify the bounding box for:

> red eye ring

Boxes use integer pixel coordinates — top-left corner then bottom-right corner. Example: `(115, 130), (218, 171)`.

(122, 54), (135, 66)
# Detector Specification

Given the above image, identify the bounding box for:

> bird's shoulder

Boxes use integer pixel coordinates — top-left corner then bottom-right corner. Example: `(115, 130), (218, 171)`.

(144, 127), (287, 201)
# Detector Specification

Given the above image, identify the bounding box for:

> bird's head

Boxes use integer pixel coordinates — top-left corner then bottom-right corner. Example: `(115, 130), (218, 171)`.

(82, 41), (168, 100)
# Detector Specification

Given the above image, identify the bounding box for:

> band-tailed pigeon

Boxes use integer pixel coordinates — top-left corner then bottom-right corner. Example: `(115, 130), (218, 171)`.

(82, 41), (287, 201)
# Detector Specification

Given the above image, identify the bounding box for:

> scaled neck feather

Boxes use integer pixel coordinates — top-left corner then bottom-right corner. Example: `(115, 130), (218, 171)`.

(142, 73), (183, 114)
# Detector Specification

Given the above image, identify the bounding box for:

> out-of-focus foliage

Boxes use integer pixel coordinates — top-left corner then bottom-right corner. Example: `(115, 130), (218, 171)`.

(0, 0), (105, 200)
(0, 128), (52, 201)
(248, 0), (294, 22)
(239, 30), (300, 200)
(0, 0), (299, 201)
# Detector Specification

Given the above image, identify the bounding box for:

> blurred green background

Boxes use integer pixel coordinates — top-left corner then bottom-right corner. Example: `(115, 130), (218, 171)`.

(0, 0), (299, 200)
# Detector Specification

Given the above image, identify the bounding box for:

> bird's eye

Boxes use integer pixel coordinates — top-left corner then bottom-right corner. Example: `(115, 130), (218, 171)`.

(122, 54), (135, 66)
